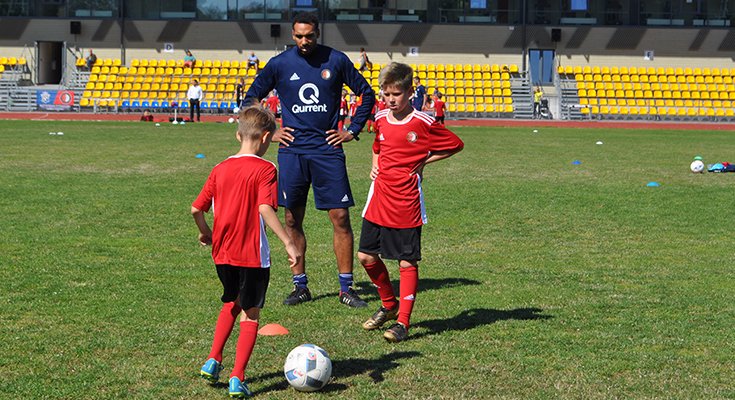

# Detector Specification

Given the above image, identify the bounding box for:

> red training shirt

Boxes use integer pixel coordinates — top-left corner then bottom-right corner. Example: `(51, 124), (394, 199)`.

(192, 154), (278, 268)
(362, 109), (464, 229)
(265, 96), (279, 114)
(433, 100), (445, 117)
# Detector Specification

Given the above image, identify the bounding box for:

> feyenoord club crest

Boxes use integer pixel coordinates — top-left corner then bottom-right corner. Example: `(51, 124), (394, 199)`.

(321, 69), (332, 80)
(406, 131), (418, 143)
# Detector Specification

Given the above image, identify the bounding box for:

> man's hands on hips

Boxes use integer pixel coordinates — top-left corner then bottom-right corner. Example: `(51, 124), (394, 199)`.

(325, 129), (355, 146)
(272, 127), (295, 146)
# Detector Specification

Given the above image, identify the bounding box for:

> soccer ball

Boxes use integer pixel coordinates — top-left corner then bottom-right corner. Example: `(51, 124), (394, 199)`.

(283, 344), (332, 392)
(690, 160), (705, 173)
(228, 117), (235, 123)
(233, 106), (240, 114)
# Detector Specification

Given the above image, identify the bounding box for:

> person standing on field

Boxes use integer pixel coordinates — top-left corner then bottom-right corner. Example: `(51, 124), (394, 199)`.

(358, 62), (464, 343)
(193, 106), (301, 398)
(243, 12), (375, 308)
(188, 79), (203, 122)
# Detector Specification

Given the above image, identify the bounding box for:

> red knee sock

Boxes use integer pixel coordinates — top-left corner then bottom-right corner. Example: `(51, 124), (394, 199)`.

(208, 302), (242, 362)
(397, 265), (418, 328)
(363, 259), (398, 310)
(230, 320), (259, 381)
(338, 120), (344, 132)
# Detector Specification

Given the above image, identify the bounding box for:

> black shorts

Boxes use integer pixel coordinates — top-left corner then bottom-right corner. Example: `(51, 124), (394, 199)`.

(216, 265), (270, 309)
(368, 114), (375, 121)
(338, 115), (347, 122)
(435, 116), (445, 124)
(358, 219), (422, 261)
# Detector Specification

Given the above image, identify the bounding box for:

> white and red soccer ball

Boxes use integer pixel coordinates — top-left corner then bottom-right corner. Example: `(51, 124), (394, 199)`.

(283, 344), (332, 392)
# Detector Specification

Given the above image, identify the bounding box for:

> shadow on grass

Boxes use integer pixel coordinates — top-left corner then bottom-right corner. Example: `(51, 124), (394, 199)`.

(310, 277), (482, 302)
(249, 351), (421, 395)
(410, 307), (552, 340)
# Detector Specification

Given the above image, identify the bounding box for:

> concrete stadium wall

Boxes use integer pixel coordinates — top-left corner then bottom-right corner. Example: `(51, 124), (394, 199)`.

(1, 18), (734, 69)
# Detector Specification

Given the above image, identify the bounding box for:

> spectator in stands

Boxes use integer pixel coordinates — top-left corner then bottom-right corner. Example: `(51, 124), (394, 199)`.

(358, 48), (372, 72)
(140, 109), (154, 122)
(85, 49), (97, 70)
(236, 77), (245, 107)
(184, 50), (196, 69)
(247, 52), (260, 73)
(188, 79), (203, 122)
(411, 77), (427, 111)
(533, 87), (544, 119)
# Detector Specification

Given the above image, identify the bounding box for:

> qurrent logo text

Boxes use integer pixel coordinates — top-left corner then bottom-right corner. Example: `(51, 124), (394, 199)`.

(292, 83), (328, 113)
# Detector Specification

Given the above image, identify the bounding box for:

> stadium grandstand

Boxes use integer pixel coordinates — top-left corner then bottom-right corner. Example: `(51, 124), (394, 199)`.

(1, 0), (735, 121)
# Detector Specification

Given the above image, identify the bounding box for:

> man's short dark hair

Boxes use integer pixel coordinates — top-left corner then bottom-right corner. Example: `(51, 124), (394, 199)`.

(293, 12), (319, 31)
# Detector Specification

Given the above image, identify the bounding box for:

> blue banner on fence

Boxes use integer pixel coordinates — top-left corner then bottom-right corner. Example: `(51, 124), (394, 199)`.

(37, 90), (74, 111)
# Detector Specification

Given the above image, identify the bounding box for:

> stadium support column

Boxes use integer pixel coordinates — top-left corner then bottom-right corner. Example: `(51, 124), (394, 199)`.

(118, 0), (126, 64)
(521, 0), (527, 73)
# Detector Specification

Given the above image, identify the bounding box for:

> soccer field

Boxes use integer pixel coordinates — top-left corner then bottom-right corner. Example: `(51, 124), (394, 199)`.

(1, 120), (734, 399)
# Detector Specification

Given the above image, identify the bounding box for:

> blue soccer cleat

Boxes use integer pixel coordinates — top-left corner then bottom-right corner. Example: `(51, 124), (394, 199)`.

(200, 358), (224, 383)
(228, 376), (252, 398)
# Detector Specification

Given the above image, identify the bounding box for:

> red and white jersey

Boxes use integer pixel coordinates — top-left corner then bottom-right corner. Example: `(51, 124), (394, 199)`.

(192, 154), (278, 268)
(362, 109), (464, 228)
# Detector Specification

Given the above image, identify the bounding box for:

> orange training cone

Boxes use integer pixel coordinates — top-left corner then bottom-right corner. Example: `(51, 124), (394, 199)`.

(258, 323), (289, 336)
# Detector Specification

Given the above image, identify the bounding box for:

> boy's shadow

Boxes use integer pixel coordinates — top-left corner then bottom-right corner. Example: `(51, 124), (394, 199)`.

(311, 277), (481, 302)
(411, 307), (551, 340)
(248, 351), (421, 395)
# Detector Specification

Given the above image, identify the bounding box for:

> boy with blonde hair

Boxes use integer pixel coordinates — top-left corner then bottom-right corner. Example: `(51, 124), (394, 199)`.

(358, 63), (464, 343)
(192, 106), (301, 397)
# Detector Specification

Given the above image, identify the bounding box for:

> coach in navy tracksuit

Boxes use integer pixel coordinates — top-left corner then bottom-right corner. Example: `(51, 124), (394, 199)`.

(244, 12), (375, 308)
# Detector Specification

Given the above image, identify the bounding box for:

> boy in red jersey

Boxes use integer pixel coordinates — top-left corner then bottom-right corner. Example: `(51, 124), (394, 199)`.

(192, 106), (301, 397)
(263, 91), (280, 118)
(358, 63), (464, 343)
(433, 93), (446, 125)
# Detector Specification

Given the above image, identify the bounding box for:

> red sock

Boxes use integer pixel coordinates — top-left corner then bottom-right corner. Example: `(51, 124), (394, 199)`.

(231, 320), (259, 381)
(338, 120), (344, 131)
(397, 265), (418, 329)
(208, 302), (242, 362)
(363, 259), (398, 310)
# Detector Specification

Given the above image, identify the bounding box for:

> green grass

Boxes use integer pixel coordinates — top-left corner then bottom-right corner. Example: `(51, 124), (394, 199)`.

(1, 120), (734, 399)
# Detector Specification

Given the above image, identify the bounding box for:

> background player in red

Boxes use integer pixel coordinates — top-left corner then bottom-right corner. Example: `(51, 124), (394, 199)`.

(192, 106), (301, 398)
(376, 90), (387, 111)
(263, 90), (280, 118)
(338, 89), (348, 132)
(366, 93), (380, 133)
(357, 62), (464, 343)
(433, 92), (446, 125)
